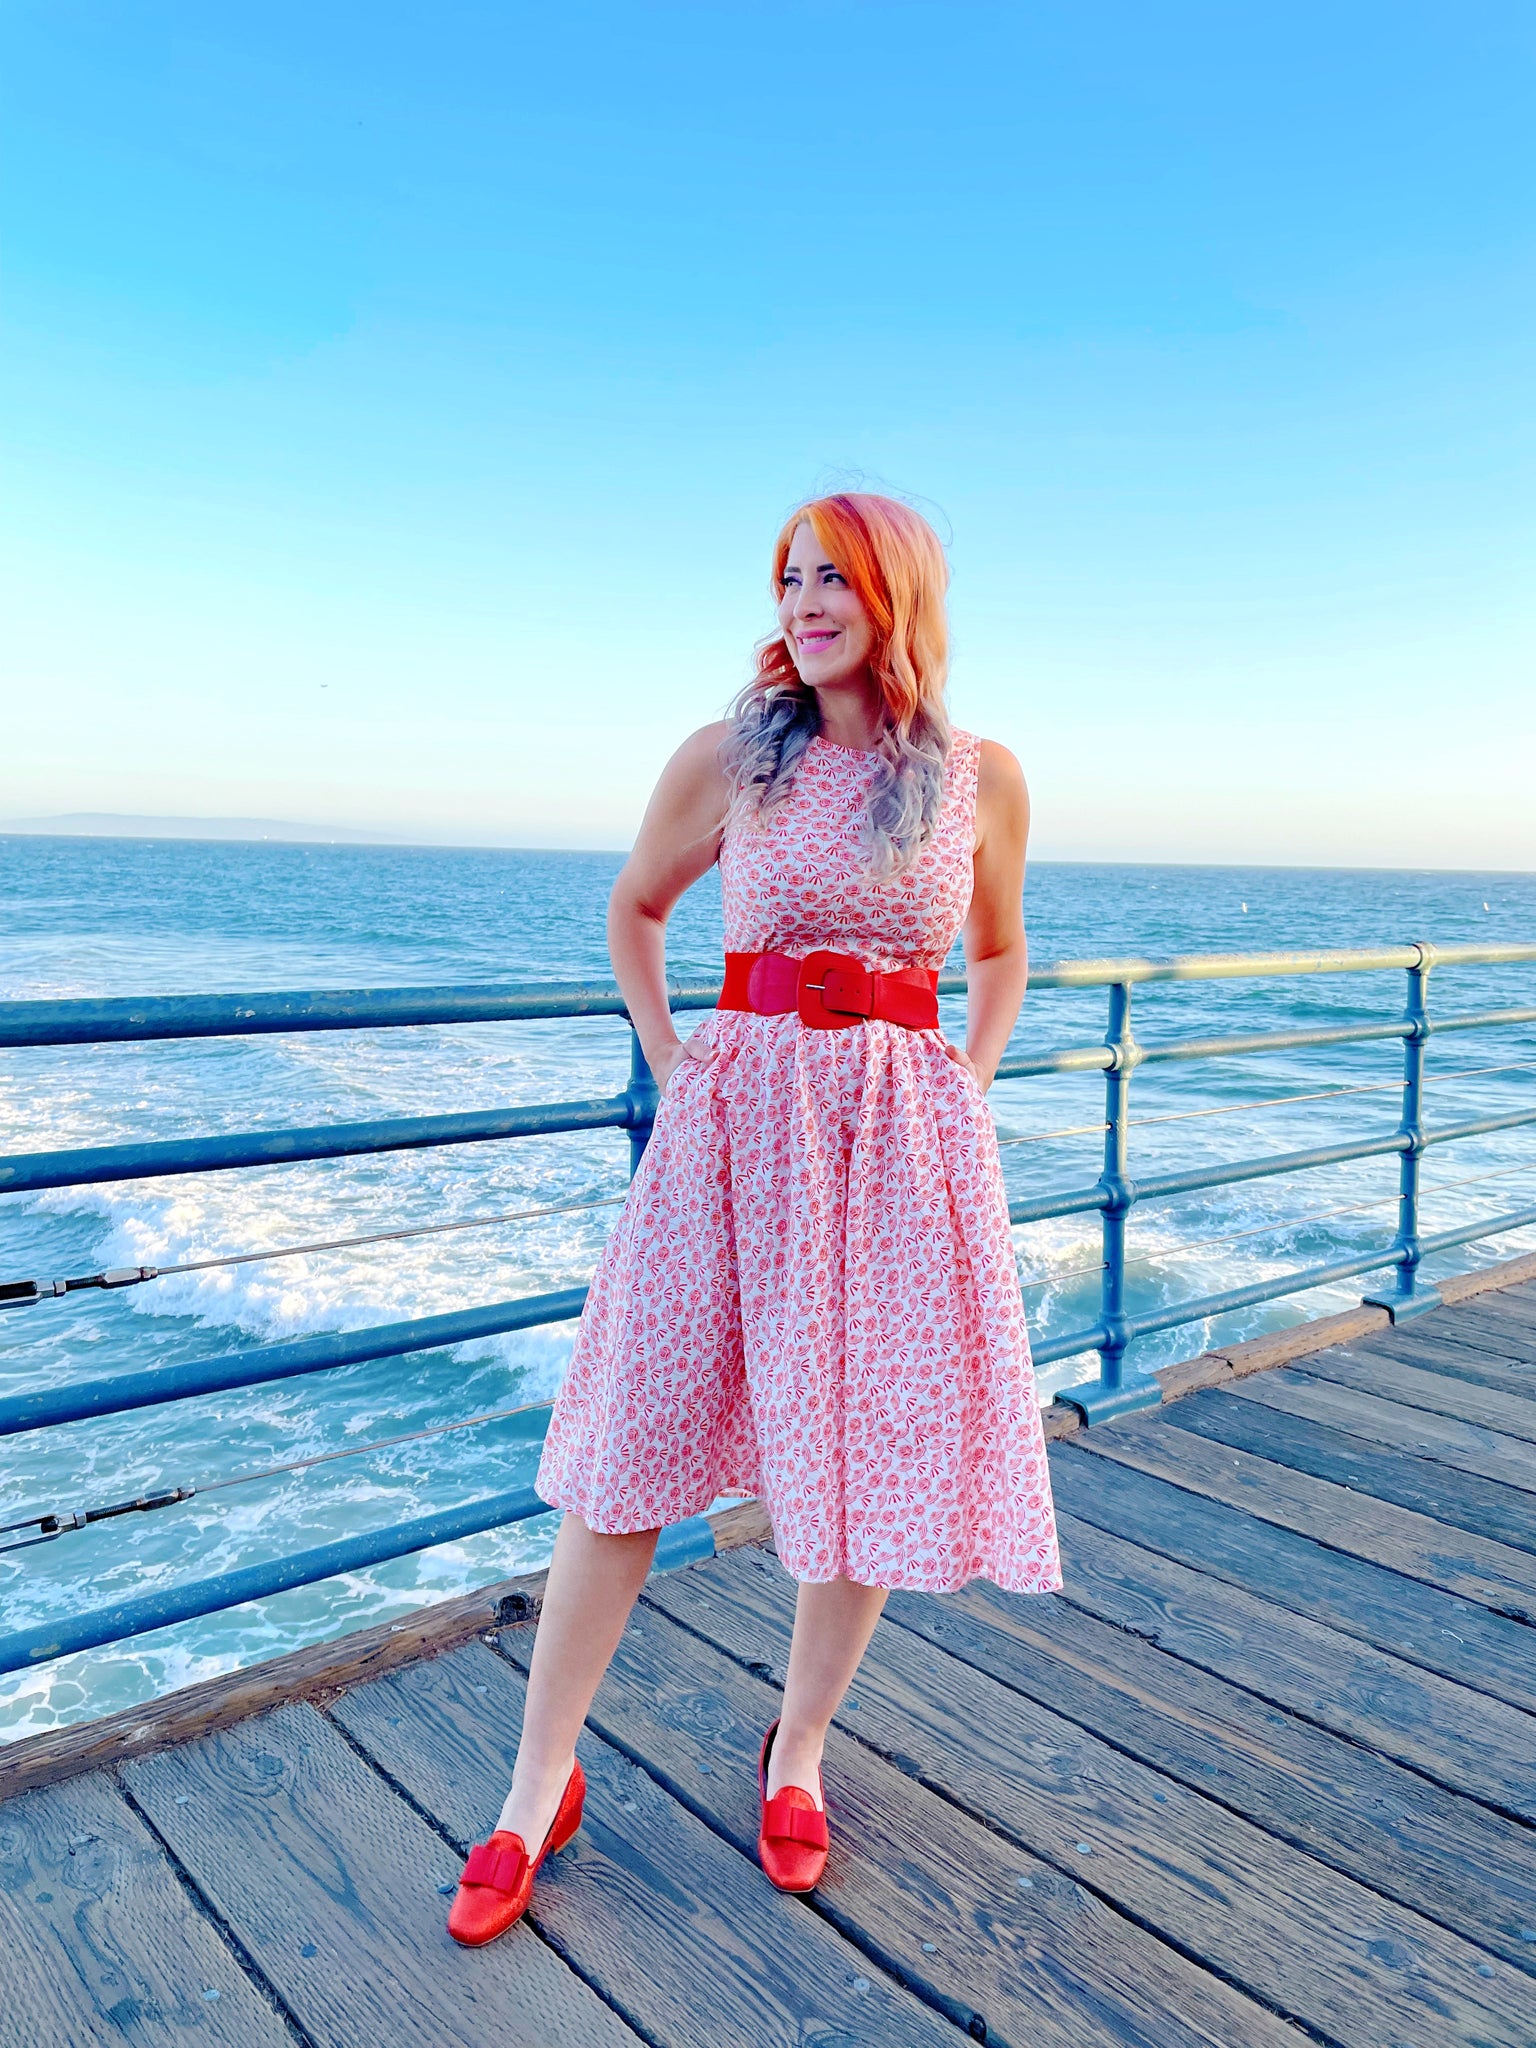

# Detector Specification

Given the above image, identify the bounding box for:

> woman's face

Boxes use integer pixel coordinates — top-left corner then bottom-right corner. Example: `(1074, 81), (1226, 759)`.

(777, 521), (875, 691)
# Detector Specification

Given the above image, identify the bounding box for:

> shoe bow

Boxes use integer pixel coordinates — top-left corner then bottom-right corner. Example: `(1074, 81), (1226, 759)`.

(461, 1838), (529, 1894)
(762, 1793), (829, 1850)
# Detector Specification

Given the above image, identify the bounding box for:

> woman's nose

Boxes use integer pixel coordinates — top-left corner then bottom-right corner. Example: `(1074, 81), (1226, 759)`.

(791, 582), (823, 617)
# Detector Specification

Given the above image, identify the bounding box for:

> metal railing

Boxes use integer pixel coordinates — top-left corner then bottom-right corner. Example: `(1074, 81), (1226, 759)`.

(1, 938), (1534, 1679)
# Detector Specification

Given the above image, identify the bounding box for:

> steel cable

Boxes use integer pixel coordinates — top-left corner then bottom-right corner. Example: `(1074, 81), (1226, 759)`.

(1, 1191), (628, 1308)
(994, 1055), (1536, 1148)
(1015, 1156), (1536, 1289)
(0, 1396), (556, 1552)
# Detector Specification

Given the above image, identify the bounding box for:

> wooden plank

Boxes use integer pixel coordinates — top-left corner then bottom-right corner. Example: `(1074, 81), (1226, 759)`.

(0, 1769), (292, 2046)
(1449, 1284), (1536, 1329)
(1289, 1347), (1536, 1445)
(1198, 1306), (1393, 1383)
(1048, 1441), (1536, 1711)
(1074, 1410), (1536, 1619)
(0, 1499), (774, 1804)
(1413, 1302), (1536, 1363)
(1229, 1368), (1536, 1495)
(1163, 1388), (1536, 1558)
(122, 1702), (639, 2048)
(330, 1637), (963, 2048)
(1045, 1507), (1536, 1819)
(879, 1570), (1536, 1977)
(1450, 1292), (1536, 1336)
(1348, 1326), (1536, 1397)
(642, 1543), (1535, 2047)
(1440, 1254), (1536, 1303)
(496, 1590), (1310, 2048)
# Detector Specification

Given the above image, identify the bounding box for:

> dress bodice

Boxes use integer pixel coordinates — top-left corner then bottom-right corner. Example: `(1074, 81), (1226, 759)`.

(718, 730), (981, 973)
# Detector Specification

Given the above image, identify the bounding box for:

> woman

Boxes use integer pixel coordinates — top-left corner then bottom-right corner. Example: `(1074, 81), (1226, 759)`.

(448, 492), (1061, 1945)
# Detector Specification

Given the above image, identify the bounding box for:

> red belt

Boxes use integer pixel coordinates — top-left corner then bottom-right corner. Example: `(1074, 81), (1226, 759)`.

(719, 949), (940, 1031)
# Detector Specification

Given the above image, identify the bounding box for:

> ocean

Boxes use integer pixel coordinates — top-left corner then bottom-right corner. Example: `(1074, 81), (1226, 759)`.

(2, 835), (1533, 1740)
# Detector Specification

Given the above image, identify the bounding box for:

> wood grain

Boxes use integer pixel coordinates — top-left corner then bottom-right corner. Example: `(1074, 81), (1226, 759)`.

(1039, 1506), (1536, 1819)
(1288, 1347), (1536, 1444)
(1348, 1326), (1536, 1396)
(123, 1702), (637, 2048)
(1228, 1369), (1536, 1494)
(879, 1571), (1536, 1976)
(499, 1588), (1308, 2048)
(1048, 1440), (1536, 1709)
(1161, 1386), (1536, 1555)
(0, 1499), (773, 1803)
(642, 1543), (1535, 2047)
(1073, 1408), (1536, 1619)
(0, 1769), (292, 2047)
(1442, 1291), (1536, 1340)
(330, 1635), (961, 2048)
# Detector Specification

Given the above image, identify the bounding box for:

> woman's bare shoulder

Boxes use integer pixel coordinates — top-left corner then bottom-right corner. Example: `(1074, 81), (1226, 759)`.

(655, 719), (733, 787)
(672, 718), (733, 763)
(973, 735), (1028, 797)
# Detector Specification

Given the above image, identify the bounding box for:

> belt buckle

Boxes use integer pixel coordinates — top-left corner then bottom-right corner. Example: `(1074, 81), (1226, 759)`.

(797, 950), (871, 1029)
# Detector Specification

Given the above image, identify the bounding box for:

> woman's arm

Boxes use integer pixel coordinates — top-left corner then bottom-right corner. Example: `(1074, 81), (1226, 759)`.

(951, 739), (1030, 1090)
(607, 722), (733, 1091)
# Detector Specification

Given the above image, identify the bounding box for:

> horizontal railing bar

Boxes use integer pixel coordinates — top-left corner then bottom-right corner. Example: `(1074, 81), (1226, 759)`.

(1133, 1129), (1409, 1203)
(1009, 1184), (1111, 1225)
(1121, 1199), (1536, 1345)
(1031, 1321), (1112, 1366)
(1121, 1244), (1408, 1341)
(1021, 943), (1536, 986)
(995, 1006), (1536, 1085)
(1423, 1005), (1536, 1038)
(1125, 1104), (1536, 1209)
(0, 982), (719, 1048)
(0, 1483), (554, 1676)
(1136, 1021), (1411, 1064)
(1423, 1104), (1536, 1148)
(1420, 1203), (1536, 1256)
(0, 1098), (632, 1198)
(10, 1028), (1524, 1206)
(994, 1046), (1115, 1079)
(0, 1289), (588, 1438)
(1130, 1076), (1407, 1126)
(3, 944), (1530, 1051)
(1029, 1239), (1428, 1368)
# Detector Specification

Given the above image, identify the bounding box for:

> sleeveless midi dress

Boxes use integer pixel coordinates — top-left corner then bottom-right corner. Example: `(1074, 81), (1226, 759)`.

(537, 730), (1062, 1595)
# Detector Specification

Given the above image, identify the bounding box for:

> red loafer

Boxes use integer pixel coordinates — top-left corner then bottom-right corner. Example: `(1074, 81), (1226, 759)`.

(758, 1719), (829, 1893)
(447, 1759), (586, 1947)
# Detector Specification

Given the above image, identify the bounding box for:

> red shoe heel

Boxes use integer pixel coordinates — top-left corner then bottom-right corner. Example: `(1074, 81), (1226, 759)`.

(757, 1719), (829, 1893)
(447, 1758), (586, 1947)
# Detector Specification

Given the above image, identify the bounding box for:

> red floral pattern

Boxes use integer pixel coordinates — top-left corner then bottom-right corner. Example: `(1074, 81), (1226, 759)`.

(537, 732), (1062, 1594)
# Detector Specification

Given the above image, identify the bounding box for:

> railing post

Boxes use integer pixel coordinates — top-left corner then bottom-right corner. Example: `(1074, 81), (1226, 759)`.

(624, 1026), (660, 1178)
(1363, 942), (1444, 1322)
(1056, 979), (1161, 1424)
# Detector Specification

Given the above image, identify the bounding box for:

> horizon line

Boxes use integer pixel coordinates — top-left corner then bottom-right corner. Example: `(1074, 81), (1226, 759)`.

(2, 817), (1533, 879)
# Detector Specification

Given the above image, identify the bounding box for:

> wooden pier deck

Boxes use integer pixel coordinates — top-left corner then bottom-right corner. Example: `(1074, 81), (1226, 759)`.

(4, 1275), (1536, 2047)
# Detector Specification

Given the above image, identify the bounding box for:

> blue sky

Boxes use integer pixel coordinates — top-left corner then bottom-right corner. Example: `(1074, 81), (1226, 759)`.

(2, 2), (1532, 865)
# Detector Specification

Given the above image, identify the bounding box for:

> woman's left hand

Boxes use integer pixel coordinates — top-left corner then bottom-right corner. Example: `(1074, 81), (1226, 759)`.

(943, 1041), (990, 1092)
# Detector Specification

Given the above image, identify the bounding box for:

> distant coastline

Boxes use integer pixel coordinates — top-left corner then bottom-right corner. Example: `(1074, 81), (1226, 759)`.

(2, 815), (1531, 876)
(0, 812), (411, 846)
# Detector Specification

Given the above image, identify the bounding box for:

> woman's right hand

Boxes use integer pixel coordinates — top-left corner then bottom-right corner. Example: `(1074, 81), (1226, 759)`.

(651, 1034), (716, 1095)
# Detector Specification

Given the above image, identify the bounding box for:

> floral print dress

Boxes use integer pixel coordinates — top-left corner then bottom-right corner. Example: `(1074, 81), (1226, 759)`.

(537, 730), (1062, 1594)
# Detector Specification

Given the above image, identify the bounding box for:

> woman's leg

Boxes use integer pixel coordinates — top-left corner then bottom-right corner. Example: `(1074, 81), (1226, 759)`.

(766, 1575), (888, 1804)
(494, 1512), (659, 1844)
